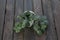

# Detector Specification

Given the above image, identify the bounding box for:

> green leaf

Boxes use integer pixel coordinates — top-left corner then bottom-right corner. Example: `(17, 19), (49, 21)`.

(33, 22), (40, 30)
(41, 25), (46, 31)
(33, 22), (43, 35)
(21, 20), (28, 28)
(40, 16), (47, 22)
(24, 11), (30, 18)
(29, 20), (34, 27)
(34, 15), (40, 21)
(14, 22), (22, 33)
(36, 30), (42, 36)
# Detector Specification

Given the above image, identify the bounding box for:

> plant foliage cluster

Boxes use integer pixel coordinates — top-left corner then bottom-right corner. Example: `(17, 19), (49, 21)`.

(14, 11), (48, 36)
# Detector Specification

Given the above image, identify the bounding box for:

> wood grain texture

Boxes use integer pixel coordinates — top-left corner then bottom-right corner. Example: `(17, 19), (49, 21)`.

(50, 0), (60, 40)
(3, 0), (15, 40)
(33, 0), (46, 40)
(33, 0), (43, 15)
(13, 0), (24, 40)
(0, 0), (59, 40)
(0, 0), (6, 40)
(24, 0), (33, 11)
(42, 0), (57, 40)
(24, 0), (35, 40)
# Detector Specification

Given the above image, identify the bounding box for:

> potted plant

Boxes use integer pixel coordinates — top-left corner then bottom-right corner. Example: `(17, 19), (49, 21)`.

(14, 11), (48, 36)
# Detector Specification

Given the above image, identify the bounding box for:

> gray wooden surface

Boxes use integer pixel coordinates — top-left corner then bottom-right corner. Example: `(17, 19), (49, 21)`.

(0, 0), (59, 40)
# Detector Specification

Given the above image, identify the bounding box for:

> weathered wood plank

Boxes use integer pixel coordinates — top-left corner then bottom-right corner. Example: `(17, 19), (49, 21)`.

(42, 0), (57, 40)
(50, 0), (60, 40)
(13, 0), (24, 40)
(0, 0), (6, 40)
(33, 0), (46, 40)
(24, 0), (32, 11)
(24, 0), (35, 40)
(33, 0), (43, 15)
(3, 0), (15, 40)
